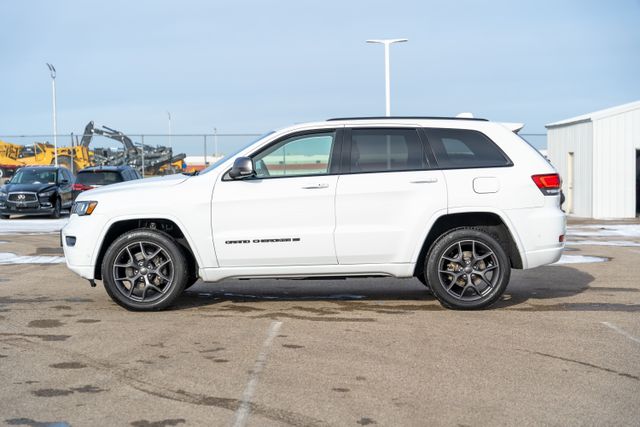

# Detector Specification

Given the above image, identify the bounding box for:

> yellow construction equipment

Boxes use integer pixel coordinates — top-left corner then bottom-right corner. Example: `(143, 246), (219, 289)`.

(0, 121), (186, 177)
(0, 140), (91, 178)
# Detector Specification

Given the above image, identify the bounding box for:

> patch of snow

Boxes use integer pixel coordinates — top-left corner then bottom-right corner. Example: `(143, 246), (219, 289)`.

(0, 218), (68, 234)
(568, 224), (640, 238)
(567, 240), (640, 247)
(553, 254), (608, 265)
(0, 252), (65, 264)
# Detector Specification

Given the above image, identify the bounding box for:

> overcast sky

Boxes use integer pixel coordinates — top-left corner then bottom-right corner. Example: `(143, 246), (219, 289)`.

(1, 0), (639, 151)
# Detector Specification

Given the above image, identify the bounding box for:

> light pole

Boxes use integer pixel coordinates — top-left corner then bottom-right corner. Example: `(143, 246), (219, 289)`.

(366, 38), (408, 116)
(46, 63), (58, 166)
(167, 111), (172, 148)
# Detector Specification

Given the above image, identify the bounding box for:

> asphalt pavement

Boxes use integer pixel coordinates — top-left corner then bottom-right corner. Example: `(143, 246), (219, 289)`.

(0, 225), (638, 426)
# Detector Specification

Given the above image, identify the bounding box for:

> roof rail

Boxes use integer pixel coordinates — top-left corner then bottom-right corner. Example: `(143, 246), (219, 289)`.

(326, 116), (489, 122)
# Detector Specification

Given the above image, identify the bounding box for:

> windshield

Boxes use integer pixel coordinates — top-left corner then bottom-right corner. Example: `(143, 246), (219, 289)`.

(76, 171), (124, 185)
(10, 169), (57, 185)
(199, 131), (275, 175)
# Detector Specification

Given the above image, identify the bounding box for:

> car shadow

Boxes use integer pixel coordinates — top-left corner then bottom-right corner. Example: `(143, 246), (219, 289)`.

(166, 265), (626, 312)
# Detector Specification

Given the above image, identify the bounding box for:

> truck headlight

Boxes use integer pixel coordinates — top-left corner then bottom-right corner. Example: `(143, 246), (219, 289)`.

(72, 201), (98, 216)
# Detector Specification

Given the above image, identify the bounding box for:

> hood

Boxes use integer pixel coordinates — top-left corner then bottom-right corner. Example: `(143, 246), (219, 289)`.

(2, 183), (56, 193)
(77, 173), (190, 200)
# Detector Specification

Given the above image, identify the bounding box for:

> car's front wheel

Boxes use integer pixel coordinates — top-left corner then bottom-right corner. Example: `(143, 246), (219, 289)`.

(50, 198), (61, 219)
(425, 228), (510, 310)
(102, 229), (188, 311)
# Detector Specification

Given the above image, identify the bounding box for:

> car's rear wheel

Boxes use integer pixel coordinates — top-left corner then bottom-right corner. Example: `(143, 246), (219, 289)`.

(425, 228), (510, 310)
(102, 229), (188, 311)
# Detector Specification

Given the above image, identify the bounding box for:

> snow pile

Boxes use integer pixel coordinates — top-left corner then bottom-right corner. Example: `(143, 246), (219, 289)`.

(0, 218), (68, 234)
(553, 254), (607, 265)
(568, 224), (640, 238)
(567, 240), (640, 247)
(0, 252), (65, 264)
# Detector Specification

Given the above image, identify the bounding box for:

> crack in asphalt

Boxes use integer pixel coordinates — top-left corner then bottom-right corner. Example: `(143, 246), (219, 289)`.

(524, 350), (639, 381)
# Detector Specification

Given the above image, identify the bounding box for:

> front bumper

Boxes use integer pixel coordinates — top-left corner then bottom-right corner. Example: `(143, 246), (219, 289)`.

(0, 205), (55, 216)
(62, 214), (105, 280)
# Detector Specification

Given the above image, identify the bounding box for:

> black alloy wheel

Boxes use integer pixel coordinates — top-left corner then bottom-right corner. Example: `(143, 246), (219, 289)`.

(102, 229), (187, 311)
(51, 198), (61, 219)
(425, 228), (510, 310)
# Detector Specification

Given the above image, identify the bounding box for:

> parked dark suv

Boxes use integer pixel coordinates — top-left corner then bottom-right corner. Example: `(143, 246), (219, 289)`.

(0, 166), (74, 219)
(72, 165), (141, 201)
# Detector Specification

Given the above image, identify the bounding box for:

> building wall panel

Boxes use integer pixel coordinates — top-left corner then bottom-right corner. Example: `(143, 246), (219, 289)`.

(592, 109), (640, 218)
(547, 121), (593, 217)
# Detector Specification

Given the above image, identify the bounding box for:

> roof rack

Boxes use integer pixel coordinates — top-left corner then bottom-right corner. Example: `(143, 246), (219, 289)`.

(326, 116), (488, 122)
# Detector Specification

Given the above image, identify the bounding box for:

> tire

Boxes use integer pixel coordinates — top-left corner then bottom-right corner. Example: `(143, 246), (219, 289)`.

(101, 229), (188, 311)
(179, 245), (199, 290)
(425, 228), (510, 310)
(50, 198), (61, 219)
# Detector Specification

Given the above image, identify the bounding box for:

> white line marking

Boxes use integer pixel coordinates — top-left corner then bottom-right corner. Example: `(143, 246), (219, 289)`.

(232, 320), (283, 427)
(602, 322), (640, 345)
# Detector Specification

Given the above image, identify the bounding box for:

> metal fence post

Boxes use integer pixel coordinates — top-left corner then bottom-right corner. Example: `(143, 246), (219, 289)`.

(214, 127), (218, 157)
(204, 135), (208, 166)
(69, 133), (74, 175)
(141, 135), (145, 178)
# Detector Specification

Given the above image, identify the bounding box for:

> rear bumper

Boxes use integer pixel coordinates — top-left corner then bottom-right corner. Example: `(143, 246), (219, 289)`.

(505, 201), (566, 269)
(524, 246), (564, 268)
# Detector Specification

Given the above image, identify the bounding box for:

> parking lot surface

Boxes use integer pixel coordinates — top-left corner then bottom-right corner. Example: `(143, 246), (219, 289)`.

(0, 220), (639, 426)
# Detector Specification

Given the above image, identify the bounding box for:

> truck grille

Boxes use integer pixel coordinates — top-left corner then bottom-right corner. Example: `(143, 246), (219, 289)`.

(8, 192), (38, 202)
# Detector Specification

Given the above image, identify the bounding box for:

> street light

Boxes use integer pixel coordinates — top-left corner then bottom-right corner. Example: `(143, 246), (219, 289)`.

(46, 63), (58, 166)
(366, 38), (408, 116)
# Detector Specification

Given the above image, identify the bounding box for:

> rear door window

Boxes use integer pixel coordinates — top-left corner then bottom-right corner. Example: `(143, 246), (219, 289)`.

(76, 171), (125, 185)
(348, 128), (426, 173)
(424, 128), (511, 168)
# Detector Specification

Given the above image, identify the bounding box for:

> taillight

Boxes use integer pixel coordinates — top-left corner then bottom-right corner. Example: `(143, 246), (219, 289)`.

(72, 183), (94, 191)
(532, 174), (561, 195)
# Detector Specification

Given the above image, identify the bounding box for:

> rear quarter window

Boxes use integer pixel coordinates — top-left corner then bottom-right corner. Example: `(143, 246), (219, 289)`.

(424, 128), (511, 168)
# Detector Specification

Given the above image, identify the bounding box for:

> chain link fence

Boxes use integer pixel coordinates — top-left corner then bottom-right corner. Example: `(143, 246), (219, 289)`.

(0, 132), (263, 177)
(0, 131), (548, 177)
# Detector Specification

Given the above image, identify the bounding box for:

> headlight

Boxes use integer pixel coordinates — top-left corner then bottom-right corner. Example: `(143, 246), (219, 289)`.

(72, 201), (98, 216)
(38, 190), (55, 198)
(0, 191), (6, 198)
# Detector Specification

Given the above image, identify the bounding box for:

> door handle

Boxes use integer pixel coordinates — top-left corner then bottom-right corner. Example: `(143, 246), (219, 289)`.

(301, 183), (330, 189)
(410, 178), (438, 184)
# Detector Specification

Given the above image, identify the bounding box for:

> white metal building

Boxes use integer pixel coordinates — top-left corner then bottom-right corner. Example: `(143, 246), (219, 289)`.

(546, 101), (640, 219)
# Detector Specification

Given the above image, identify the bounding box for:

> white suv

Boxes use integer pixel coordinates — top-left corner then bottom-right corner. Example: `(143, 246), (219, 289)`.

(62, 117), (565, 311)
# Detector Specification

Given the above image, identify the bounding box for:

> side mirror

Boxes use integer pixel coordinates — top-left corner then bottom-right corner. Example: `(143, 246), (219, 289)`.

(4, 179), (10, 185)
(229, 157), (255, 179)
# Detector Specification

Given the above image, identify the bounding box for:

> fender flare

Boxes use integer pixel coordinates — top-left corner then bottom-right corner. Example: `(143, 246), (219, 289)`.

(409, 207), (528, 270)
